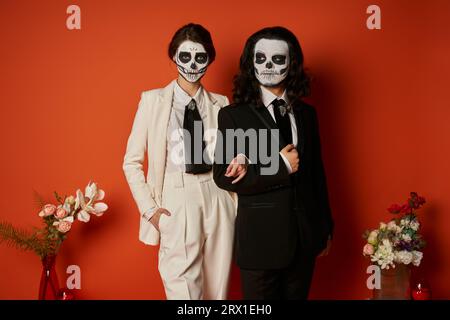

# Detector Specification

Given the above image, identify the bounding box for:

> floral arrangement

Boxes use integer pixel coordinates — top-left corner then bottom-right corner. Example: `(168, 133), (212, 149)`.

(363, 192), (426, 269)
(0, 181), (108, 258)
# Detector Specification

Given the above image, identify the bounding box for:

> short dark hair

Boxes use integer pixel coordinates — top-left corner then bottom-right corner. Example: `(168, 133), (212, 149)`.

(168, 23), (216, 64)
(233, 26), (310, 106)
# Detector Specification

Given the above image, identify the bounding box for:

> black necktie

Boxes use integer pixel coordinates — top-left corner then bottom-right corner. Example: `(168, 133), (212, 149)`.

(272, 98), (293, 145)
(182, 99), (212, 174)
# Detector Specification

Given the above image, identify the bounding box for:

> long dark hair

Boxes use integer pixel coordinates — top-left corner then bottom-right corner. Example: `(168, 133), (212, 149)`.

(168, 23), (216, 64)
(233, 26), (310, 107)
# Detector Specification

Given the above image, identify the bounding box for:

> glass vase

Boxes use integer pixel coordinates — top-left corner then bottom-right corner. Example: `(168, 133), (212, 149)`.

(38, 254), (60, 300)
(373, 264), (411, 300)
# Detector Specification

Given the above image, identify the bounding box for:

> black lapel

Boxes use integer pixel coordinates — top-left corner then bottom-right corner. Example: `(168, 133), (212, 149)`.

(249, 104), (277, 129)
(249, 104), (287, 149)
(292, 100), (305, 159)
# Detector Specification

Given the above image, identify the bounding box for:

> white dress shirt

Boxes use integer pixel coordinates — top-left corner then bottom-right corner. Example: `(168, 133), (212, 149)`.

(165, 80), (206, 173)
(260, 85), (298, 173)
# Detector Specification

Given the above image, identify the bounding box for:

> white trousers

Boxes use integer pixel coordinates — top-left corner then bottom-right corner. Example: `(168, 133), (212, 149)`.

(158, 171), (236, 300)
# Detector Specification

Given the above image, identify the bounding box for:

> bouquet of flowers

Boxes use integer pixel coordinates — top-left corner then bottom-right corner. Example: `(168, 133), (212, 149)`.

(363, 192), (426, 269)
(0, 181), (108, 258)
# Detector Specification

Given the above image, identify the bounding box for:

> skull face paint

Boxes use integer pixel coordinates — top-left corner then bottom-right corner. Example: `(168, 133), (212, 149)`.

(175, 40), (209, 83)
(254, 39), (290, 87)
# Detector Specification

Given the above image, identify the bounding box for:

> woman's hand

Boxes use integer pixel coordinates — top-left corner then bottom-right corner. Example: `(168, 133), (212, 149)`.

(225, 154), (248, 184)
(149, 208), (171, 232)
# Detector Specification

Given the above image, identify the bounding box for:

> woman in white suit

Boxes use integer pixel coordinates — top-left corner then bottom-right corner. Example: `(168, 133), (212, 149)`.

(123, 23), (236, 300)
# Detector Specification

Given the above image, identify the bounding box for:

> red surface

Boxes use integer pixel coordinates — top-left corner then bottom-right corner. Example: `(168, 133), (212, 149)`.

(1, 0), (449, 299)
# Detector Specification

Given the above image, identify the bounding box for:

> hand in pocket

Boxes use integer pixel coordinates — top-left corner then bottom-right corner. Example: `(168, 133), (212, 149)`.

(149, 208), (172, 232)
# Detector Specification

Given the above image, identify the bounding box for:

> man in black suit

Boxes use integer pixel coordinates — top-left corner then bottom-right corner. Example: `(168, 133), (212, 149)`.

(213, 26), (334, 299)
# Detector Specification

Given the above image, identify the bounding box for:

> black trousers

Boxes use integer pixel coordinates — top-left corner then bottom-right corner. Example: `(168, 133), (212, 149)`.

(240, 240), (316, 300)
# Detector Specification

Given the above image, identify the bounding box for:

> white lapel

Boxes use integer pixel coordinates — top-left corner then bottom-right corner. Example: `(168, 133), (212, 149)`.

(203, 90), (220, 133)
(151, 80), (175, 199)
(202, 90), (221, 162)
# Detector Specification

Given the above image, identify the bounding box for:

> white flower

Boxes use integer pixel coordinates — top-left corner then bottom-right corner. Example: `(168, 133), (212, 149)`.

(387, 220), (402, 233)
(371, 239), (395, 269)
(400, 216), (411, 226)
(401, 234), (412, 242)
(75, 181), (108, 222)
(368, 230), (379, 245)
(65, 195), (76, 206)
(394, 250), (413, 265)
(379, 222), (387, 230)
(410, 221), (420, 231)
(387, 221), (397, 230)
(412, 251), (423, 267)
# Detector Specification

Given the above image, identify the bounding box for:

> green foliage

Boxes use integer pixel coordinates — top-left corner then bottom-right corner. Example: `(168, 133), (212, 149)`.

(54, 191), (64, 205)
(1, 182), (105, 259)
(0, 221), (47, 257)
(0, 220), (63, 258)
(32, 190), (46, 210)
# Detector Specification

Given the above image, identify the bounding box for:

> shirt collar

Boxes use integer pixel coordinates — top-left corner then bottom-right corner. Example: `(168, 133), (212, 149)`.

(173, 80), (204, 109)
(260, 85), (289, 108)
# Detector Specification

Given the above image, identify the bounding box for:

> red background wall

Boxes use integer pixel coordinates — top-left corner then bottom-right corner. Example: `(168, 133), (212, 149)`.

(1, 0), (449, 299)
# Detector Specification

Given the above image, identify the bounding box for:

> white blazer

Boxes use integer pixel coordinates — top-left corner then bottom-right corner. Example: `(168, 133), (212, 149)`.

(123, 80), (230, 245)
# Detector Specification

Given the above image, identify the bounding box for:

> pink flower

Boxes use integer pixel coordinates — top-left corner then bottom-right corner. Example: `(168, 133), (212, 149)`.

(56, 220), (72, 233)
(54, 208), (68, 219)
(39, 204), (57, 217)
(363, 244), (374, 256)
(53, 216), (74, 233)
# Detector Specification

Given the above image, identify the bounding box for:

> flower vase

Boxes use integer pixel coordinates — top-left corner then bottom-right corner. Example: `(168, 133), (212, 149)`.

(38, 255), (60, 300)
(373, 264), (411, 300)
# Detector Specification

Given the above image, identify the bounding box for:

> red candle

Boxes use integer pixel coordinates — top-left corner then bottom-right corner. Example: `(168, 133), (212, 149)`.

(412, 282), (431, 300)
(58, 289), (75, 300)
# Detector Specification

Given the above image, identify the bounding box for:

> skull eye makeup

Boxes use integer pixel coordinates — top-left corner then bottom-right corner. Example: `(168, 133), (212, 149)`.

(175, 40), (209, 83)
(253, 38), (289, 86)
(178, 51), (192, 63)
(255, 52), (267, 64)
(195, 52), (208, 64)
(272, 55), (287, 65)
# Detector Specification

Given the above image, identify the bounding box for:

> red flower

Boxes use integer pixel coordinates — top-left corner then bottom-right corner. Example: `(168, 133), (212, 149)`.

(417, 196), (426, 206)
(408, 192), (426, 210)
(400, 202), (413, 214)
(387, 203), (402, 214)
(387, 192), (426, 214)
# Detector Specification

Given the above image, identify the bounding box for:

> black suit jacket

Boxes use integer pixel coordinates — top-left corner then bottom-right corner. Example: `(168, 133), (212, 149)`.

(213, 99), (334, 270)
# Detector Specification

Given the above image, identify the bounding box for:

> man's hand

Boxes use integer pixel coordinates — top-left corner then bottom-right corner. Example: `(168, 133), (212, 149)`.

(318, 238), (332, 257)
(149, 208), (171, 232)
(280, 144), (299, 174)
(225, 154), (248, 184)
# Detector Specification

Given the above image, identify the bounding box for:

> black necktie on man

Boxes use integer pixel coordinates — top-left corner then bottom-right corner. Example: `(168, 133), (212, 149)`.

(272, 98), (293, 145)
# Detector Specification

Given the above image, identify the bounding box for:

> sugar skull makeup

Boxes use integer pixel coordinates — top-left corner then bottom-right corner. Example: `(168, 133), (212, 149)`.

(254, 39), (290, 87)
(174, 40), (209, 83)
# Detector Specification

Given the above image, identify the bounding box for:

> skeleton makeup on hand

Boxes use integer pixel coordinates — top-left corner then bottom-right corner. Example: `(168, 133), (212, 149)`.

(174, 40), (209, 83)
(254, 39), (290, 87)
